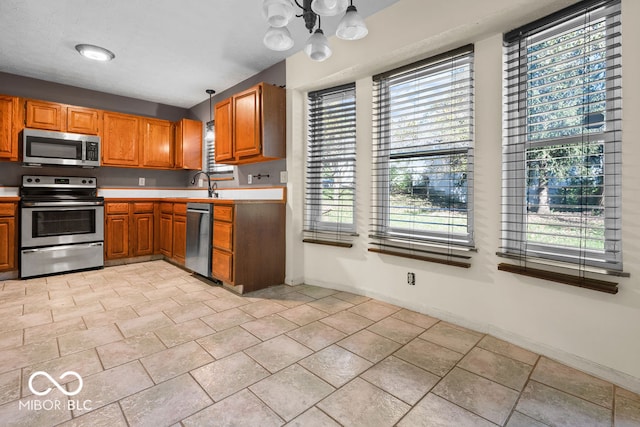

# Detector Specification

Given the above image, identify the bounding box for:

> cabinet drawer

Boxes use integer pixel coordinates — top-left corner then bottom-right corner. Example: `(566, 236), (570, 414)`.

(213, 205), (233, 222)
(212, 249), (233, 283)
(106, 202), (129, 214)
(173, 203), (187, 216)
(132, 202), (154, 213)
(160, 202), (173, 214)
(213, 221), (233, 251)
(0, 203), (15, 217)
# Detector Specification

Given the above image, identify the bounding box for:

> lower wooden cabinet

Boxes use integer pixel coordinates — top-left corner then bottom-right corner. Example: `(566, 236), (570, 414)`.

(211, 202), (285, 293)
(172, 204), (187, 265)
(105, 201), (155, 260)
(159, 206), (173, 258)
(105, 214), (129, 259)
(0, 202), (17, 272)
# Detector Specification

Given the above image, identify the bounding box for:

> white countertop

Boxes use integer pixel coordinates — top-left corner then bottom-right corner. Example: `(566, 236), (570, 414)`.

(0, 186), (286, 201)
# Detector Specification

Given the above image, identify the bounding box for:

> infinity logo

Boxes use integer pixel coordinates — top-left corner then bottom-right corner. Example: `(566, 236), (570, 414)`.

(28, 371), (83, 397)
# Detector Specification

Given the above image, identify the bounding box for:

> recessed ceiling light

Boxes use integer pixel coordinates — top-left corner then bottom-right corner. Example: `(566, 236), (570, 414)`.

(75, 44), (115, 62)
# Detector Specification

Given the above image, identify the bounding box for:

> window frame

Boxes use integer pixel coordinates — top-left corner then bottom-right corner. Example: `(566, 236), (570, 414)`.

(501, 0), (623, 275)
(371, 45), (476, 253)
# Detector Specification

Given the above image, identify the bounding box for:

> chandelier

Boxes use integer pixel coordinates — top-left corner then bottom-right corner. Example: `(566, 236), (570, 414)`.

(262, 0), (368, 62)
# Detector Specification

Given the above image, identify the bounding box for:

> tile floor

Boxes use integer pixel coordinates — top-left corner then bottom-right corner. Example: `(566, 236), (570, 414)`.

(0, 260), (639, 426)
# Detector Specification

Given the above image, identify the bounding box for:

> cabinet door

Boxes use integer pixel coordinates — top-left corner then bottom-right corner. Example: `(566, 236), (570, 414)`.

(142, 118), (173, 168)
(213, 221), (233, 251)
(0, 96), (17, 159)
(233, 86), (261, 159)
(159, 213), (173, 257)
(0, 204), (16, 272)
(175, 118), (202, 170)
(214, 98), (234, 162)
(67, 106), (100, 135)
(105, 214), (129, 259)
(132, 213), (154, 256)
(102, 112), (140, 166)
(172, 215), (186, 265)
(25, 100), (63, 131)
(212, 249), (233, 283)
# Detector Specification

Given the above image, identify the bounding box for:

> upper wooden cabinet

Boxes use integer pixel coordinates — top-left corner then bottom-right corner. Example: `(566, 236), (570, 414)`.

(67, 106), (100, 134)
(25, 100), (63, 131)
(0, 96), (20, 160)
(214, 82), (285, 165)
(175, 118), (203, 170)
(102, 112), (140, 166)
(141, 118), (173, 168)
(25, 100), (100, 135)
(214, 98), (233, 163)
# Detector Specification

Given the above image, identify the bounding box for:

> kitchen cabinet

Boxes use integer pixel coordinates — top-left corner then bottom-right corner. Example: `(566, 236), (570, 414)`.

(0, 202), (17, 272)
(172, 203), (187, 265)
(105, 202), (130, 260)
(142, 118), (174, 168)
(159, 203), (173, 258)
(131, 202), (155, 256)
(211, 202), (285, 293)
(214, 82), (285, 165)
(66, 106), (100, 135)
(214, 98), (233, 163)
(102, 112), (140, 166)
(175, 118), (203, 170)
(25, 100), (100, 135)
(0, 96), (20, 160)
(25, 100), (63, 131)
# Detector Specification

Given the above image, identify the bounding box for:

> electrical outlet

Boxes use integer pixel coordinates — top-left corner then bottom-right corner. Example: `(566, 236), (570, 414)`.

(407, 272), (415, 286)
(138, 177), (145, 186)
(280, 171), (288, 183)
(248, 174), (253, 184)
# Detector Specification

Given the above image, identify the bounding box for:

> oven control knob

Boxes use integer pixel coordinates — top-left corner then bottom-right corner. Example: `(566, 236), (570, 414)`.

(82, 180), (87, 184)
(26, 178), (32, 183)
(35, 178), (40, 183)
(88, 180), (93, 184)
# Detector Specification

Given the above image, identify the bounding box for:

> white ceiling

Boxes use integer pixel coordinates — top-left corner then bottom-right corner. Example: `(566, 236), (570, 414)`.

(0, 0), (400, 109)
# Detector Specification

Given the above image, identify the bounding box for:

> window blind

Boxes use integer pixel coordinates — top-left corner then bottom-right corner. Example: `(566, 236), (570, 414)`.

(205, 121), (233, 174)
(304, 83), (357, 246)
(501, 0), (622, 280)
(370, 45), (475, 263)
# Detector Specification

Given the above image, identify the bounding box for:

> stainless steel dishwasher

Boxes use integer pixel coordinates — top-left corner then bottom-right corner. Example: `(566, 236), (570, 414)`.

(186, 203), (213, 277)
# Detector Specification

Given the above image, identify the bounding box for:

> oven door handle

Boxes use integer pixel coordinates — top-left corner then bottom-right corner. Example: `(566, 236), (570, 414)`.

(21, 201), (104, 207)
(22, 242), (104, 254)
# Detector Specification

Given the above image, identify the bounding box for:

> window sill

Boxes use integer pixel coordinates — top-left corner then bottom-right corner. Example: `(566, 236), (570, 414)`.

(497, 263), (618, 294)
(368, 248), (471, 268)
(303, 239), (353, 248)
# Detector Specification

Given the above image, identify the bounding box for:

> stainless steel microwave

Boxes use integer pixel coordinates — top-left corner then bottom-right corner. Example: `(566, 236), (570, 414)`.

(23, 128), (101, 167)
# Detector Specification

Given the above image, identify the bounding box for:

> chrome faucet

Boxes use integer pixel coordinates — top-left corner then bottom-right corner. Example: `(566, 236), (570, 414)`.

(190, 171), (218, 198)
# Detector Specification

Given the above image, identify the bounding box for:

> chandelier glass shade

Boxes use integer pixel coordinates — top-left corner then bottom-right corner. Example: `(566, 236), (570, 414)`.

(262, 0), (367, 62)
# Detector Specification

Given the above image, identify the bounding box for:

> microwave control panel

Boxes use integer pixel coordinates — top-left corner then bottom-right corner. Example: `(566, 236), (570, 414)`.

(86, 141), (100, 161)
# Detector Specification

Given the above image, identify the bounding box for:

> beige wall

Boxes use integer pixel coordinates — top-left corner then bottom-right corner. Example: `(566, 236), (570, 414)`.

(285, 0), (640, 392)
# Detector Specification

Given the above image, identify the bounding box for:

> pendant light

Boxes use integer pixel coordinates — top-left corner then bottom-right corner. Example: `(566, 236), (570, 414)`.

(310, 0), (348, 16)
(205, 89), (215, 142)
(264, 26), (295, 51)
(336, 1), (368, 40)
(304, 28), (332, 61)
(263, 0), (294, 27)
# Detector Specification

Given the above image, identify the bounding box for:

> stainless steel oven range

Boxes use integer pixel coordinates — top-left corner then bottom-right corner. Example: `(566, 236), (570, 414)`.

(19, 175), (104, 279)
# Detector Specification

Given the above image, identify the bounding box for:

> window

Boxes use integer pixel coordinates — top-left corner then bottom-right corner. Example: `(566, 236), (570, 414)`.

(501, 0), (622, 288)
(304, 83), (357, 246)
(205, 121), (233, 174)
(370, 45), (475, 265)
